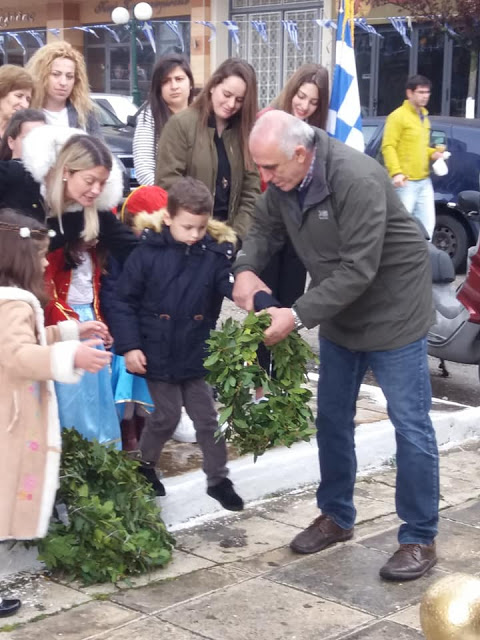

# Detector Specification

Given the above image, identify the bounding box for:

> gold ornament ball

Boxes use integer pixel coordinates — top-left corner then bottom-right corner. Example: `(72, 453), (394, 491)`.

(420, 573), (480, 640)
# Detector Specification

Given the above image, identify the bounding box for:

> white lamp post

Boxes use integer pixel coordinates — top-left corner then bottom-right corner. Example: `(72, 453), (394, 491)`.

(111, 2), (153, 106)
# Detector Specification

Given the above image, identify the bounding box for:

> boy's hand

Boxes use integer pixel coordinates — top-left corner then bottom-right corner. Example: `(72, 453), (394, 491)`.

(104, 330), (114, 350)
(125, 349), (147, 374)
(74, 339), (112, 372)
(79, 320), (109, 341)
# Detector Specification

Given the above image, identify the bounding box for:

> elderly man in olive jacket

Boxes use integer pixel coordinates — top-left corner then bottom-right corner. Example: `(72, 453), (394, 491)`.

(232, 110), (439, 583)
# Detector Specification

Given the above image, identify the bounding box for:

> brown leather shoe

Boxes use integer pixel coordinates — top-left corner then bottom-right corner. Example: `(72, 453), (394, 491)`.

(380, 543), (437, 581)
(290, 514), (354, 554)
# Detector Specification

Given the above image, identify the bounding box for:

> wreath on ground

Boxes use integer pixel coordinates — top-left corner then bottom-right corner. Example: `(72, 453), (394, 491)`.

(205, 312), (317, 460)
(36, 428), (174, 585)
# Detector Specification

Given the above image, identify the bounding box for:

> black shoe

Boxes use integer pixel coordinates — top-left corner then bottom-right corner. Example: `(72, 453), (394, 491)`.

(138, 464), (166, 496)
(0, 598), (21, 618)
(207, 478), (244, 511)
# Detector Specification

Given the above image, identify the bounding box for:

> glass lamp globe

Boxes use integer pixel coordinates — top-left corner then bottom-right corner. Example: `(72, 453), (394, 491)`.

(111, 7), (130, 25)
(134, 2), (153, 21)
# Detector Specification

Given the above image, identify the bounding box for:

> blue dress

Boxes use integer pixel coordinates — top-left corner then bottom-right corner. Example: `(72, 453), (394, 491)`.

(55, 303), (121, 448)
(110, 352), (154, 420)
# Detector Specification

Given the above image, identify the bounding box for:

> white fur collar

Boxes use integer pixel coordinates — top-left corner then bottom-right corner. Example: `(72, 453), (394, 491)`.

(22, 124), (123, 211)
(0, 286), (46, 346)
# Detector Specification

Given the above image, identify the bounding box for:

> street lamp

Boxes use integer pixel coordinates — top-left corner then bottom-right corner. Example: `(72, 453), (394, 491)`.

(111, 2), (153, 107)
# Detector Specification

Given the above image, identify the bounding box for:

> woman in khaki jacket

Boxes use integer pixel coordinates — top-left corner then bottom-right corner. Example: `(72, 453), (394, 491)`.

(155, 58), (260, 240)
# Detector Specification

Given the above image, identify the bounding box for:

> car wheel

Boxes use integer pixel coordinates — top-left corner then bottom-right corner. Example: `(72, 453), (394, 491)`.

(433, 213), (468, 272)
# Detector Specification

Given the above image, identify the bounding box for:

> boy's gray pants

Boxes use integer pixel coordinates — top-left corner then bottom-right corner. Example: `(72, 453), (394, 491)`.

(140, 378), (228, 487)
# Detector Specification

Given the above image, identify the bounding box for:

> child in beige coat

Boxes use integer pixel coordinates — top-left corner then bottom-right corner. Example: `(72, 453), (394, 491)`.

(0, 210), (111, 618)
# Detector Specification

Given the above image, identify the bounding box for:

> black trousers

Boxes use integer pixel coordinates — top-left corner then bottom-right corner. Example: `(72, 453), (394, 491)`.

(257, 238), (307, 373)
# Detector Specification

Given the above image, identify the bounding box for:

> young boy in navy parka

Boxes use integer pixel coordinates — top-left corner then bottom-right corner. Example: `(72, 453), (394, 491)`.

(112, 177), (244, 510)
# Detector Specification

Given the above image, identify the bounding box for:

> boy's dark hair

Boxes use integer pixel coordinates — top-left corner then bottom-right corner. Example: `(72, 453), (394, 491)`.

(167, 177), (213, 217)
(406, 75), (432, 92)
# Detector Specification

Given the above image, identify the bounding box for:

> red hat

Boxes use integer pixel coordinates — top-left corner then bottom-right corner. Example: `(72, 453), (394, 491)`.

(121, 185), (168, 221)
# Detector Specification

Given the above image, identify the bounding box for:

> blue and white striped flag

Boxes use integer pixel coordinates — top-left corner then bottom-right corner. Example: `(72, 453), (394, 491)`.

(327, 1), (364, 152)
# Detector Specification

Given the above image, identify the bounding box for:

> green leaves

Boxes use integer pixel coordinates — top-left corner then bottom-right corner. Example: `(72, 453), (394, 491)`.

(37, 428), (175, 585)
(205, 312), (317, 459)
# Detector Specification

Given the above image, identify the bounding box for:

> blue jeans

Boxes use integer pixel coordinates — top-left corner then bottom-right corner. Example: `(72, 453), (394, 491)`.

(396, 178), (436, 240)
(316, 336), (439, 544)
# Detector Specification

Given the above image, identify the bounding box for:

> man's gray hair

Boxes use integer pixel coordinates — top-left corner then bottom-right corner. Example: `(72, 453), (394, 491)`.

(279, 117), (316, 156)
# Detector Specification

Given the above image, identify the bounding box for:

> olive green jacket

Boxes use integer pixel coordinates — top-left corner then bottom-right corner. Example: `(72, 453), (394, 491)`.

(155, 107), (260, 239)
(233, 129), (433, 352)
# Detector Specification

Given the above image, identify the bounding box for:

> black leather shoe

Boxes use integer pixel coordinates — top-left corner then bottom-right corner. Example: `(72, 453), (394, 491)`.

(138, 464), (166, 496)
(207, 478), (244, 511)
(0, 598), (21, 617)
(290, 514), (354, 554)
(380, 543), (437, 581)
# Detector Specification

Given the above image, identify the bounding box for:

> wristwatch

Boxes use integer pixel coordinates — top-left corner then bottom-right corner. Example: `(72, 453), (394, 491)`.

(291, 306), (304, 331)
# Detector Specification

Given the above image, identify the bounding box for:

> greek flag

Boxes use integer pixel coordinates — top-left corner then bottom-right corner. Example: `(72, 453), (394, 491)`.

(327, 1), (364, 152)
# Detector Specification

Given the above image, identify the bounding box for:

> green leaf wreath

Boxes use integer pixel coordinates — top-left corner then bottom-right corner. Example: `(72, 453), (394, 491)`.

(37, 428), (174, 585)
(205, 312), (317, 460)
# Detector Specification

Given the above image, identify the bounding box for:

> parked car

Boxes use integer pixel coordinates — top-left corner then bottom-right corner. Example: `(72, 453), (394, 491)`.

(94, 101), (138, 196)
(363, 116), (480, 270)
(92, 93), (138, 125)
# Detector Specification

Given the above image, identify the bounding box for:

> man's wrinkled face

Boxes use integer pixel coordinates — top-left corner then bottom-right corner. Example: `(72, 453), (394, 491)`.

(250, 138), (310, 191)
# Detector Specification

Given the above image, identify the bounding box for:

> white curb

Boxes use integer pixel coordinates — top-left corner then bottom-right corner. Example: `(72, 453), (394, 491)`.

(162, 382), (480, 530)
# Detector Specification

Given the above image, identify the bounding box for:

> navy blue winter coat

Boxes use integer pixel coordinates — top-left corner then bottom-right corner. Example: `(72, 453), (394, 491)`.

(112, 224), (236, 382)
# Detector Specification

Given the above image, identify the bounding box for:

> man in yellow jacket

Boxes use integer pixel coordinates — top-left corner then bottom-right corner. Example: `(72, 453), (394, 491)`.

(382, 75), (444, 239)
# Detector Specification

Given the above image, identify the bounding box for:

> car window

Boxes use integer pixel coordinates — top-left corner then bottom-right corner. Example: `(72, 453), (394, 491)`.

(431, 129), (447, 147)
(93, 102), (124, 127)
(362, 124), (380, 146)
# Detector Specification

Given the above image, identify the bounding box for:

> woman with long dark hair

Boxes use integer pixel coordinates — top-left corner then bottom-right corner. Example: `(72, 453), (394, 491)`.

(155, 58), (260, 239)
(133, 54), (194, 186)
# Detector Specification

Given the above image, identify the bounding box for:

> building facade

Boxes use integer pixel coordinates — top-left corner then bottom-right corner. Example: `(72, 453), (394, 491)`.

(0, 0), (477, 116)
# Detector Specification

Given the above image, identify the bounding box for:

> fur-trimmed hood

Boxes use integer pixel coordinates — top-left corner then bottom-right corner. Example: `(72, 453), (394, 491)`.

(133, 209), (238, 247)
(21, 124), (123, 212)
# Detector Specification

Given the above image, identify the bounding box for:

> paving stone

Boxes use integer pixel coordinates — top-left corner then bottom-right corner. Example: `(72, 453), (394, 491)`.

(111, 566), (249, 614)
(360, 517), (480, 574)
(340, 620), (423, 638)
(0, 575), (90, 627)
(229, 546), (302, 577)
(159, 576), (373, 640)
(440, 499), (480, 527)
(93, 616), (206, 639)
(115, 549), (214, 589)
(439, 449), (480, 487)
(267, 543), (441, 617)
(174, 515), (300, 563)
(439, 475), (480, 506)
(2, 601), (139, 639)
(387, 604), (422, 631)
(257, 487), (396, 530)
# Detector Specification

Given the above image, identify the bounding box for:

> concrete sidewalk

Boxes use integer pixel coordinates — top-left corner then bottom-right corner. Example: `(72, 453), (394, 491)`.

(1, 374), (480, 638)
(0, 441), (479, 639)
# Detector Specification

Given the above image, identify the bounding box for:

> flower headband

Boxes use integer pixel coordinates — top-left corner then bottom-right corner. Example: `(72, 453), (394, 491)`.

(0, 222), (56, 239)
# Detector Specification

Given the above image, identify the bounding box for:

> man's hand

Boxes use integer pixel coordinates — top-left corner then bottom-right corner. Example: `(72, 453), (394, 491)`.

(124, 349), (147, 374)
(431, 150), (444, 162)
(392, 173), (408, 188)
(233, 270), (271, 311)
(263, 307), (295, 346)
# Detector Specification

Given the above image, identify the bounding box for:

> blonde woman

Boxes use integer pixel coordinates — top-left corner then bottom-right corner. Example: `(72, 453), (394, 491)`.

(26, 42), (100, 136)
(21, 125), (136, 261)
(0, 65), (34, 139)
(22, 130), (124, 445)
